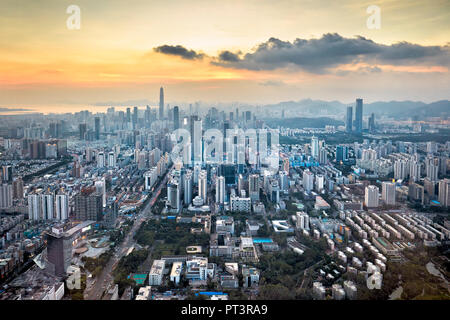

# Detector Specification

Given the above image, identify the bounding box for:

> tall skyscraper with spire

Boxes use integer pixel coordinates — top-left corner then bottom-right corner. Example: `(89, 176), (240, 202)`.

(159, 87), (164, 120)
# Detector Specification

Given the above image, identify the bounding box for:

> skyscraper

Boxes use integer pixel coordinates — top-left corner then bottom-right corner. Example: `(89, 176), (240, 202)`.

(438, 179), (450, 207)
(346, 106), (353, 133)
(56, 194), (69, 220)
(28, 194), (41, 220)
(167, 178), (181, 211)
(79, 123), (87, 140)
(183, 170), (193, 205)
(192, 118), (203, 165)
(94, 117), (100, 140)
(249, 174), (260, 201)
(41, 193), (55, 220)
(198, 170), (207, 202)
(394, 160), (408, 180)
(368, 113), (375, 132)
(311, 136), (319, 159)
(126, 107), (131, 122)
(46, 230), (73, 277)
(159, 87), (164, 120)
(382, 182), (396, 205)
(336, 145), (349, 163)
(173, 106), (179, 130)
(133, 106), (138, 128)
(0, 184), (13, 209)
(216, 176), (226, 204)
(302, 170), (314, 192)
(365, 185), (379, 208)
(74, 188), (103, 221)
(355, 98), (363, 133)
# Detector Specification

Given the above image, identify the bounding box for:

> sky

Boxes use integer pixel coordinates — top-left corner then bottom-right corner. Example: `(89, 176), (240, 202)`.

(0, 0), (449, 112)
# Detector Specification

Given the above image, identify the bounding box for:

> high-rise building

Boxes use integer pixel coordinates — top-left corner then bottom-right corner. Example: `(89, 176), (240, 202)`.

(183, 171), (193, 205)
(319, 147), (328, 164)
(0, 184), (13, 209)
(315, 174), (325, 192)
(95, 178), (107, 208)
(426, 142), (437, 154)
(355, 98), (363, 133)
(409, 161), (421, 182)
(365, 185), (379, 208)
(282, 157), (290, 173)
(279, 171), (289, 191)
(55, 194), (69, 220)
(94, 117), (100, 140)
(237, 174), (245, 195)
(438, 156), (447, 177)
(97, 151), (106, 168)
(133, 106), (138, 128)
(311, 136), (319, 159)
(108, 151), (116, 168)
(198, 170), (207, 202)
(336, 145), (349, 163)
(438, 179), (450, 207)
(74, 188), (103, 221)
(346, 106), (353, 133)
(46, 229), (73, 277)
(159, 87), (164, 120)
(424, 177), (436, 196)
(126, 107), (131, 122)
(167, 178), (181, 211)
(79, 123), (87, 140)
(368, 113), (375, 132)
(193, 119), (203, 164)
(269, 180), (280, 203)
(382, 182), (396, 205)
(12, 178), (23, 199)
(41, 193), (55, 220)
(173, 106), (179, 130)
(394, 160), (408, 180)
(303, 170), (314, 192)
(28, 194), (41, 220)
(408, 182), (424, 204)
(249, 174), (260, 201)
(296, 211), (310, 230)
(216, 176), (226, 204)
(2, 166), (13, 183)
(426, 159), (439, 181)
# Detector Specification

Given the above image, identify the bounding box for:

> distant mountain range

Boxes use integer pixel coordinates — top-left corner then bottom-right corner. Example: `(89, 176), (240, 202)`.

(262, 99), (450, 118)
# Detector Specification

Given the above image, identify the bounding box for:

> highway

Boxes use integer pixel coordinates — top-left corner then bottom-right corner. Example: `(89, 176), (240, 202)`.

(84, 166), (172, 300)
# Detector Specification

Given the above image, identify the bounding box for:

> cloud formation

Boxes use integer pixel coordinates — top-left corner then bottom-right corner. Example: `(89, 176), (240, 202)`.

(153, 45), (204, 60)
(214, 33), (449, 73)
(217, 50), (241, 62)
(153, 34), (449, 74)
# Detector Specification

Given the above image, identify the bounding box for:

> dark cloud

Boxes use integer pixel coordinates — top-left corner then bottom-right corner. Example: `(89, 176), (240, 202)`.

(212, 33), (450, 73)
(153, 45), (204, 60)
(216, 50), (241, 62)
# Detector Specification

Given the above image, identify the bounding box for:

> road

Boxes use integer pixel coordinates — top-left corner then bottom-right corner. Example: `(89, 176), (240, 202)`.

(298, 259), (324, 290)
(84, 166), (172, 300)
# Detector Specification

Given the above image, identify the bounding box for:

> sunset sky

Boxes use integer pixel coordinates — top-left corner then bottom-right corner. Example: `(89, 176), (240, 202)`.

(0, 0), (449, 111)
